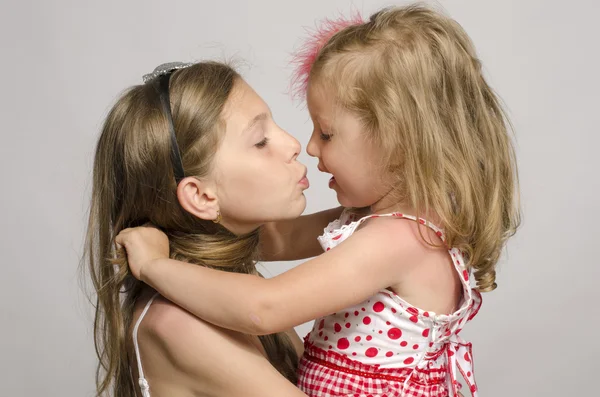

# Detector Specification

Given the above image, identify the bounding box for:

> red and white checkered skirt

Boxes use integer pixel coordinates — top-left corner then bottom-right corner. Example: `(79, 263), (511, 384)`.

(298, 342), (451, 397)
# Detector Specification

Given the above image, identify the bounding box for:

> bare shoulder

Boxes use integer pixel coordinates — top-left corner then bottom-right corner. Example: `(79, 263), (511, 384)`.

(139, 295), (261, 376)
(348, 215), (451, 281)
(358, 216), (460, 313)
(353, 215), (433, 258)
(135, 296), (306, 397)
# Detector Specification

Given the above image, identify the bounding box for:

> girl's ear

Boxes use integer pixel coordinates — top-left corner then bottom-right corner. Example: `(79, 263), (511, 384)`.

(176, 177), (220, 222)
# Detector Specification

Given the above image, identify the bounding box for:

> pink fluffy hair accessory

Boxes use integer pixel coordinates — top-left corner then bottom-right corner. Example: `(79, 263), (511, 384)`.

(290, 11), (365, 100)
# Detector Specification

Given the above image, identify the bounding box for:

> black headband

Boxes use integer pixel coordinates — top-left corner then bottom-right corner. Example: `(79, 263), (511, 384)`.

(154, 72), (185, 184)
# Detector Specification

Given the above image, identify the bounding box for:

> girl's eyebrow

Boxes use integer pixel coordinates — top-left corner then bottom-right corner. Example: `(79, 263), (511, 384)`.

(242, 113), (268, 135)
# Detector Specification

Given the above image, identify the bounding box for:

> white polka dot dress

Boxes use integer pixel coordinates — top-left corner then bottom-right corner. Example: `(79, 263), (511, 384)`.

(297, 210), (482, 397)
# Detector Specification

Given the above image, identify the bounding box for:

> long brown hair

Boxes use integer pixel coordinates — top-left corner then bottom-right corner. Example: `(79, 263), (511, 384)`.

(84, 61), (298, 397)
(304, 4), (520, 292)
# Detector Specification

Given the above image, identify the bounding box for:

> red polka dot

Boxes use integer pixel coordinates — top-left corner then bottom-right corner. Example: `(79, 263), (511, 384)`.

(361, 308), (366, 311)
(409, 315), (418, 323)
(436, 231), (443, 238)
(413, 344), (419, 350)
(318, 319), (325, 330)
(464, 352), (471, 362)
(373, 302), (385, 312)
(447, 349), (454, 357)
(378, 330), (383, 334)
(429, 342), (434, 347)
(365, 347), (378, 357)
(324, 336), (328, 341)
(391, 308), (397, 314)
(386, 351), (394, 357)
(355, 336), (361, 342)
(386, 321), (391, 325)
(400, 341), (408, 347)
(363, 316), (372, 325)
(318, 331), (323, 337)
(467, 371), (472, 377)
(344, 312), (349, 318)
(326, 247), (331, 251)
(332, 234), (342, 240)
(334, 323), (341, 332)
(463, 270), (469, 281)
(366, 335), (373, 341)
(345, 323), (351, 329)
(352, 352), (357, 356)
(387, 328), (402, 340)
(407, 307), (419, 316)
(403, 357), (414, 365)
(419, 218), (425, 224)
(354, 311), (359, 316)
(423, 312), (430, 317)
(337, 338), (350, 350)
(328, 345), (332, 349)
(471, 385), (478, 393)
(422, 329), (430, 337)
(445, 330), (452, 337)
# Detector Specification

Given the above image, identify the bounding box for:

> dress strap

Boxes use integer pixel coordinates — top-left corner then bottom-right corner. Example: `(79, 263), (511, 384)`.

(351, 212), (447, 243)
(133, 293), (159, 397)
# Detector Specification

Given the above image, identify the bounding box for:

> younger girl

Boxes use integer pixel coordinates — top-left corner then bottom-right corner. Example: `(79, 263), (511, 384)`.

(117, 5), (520, 396)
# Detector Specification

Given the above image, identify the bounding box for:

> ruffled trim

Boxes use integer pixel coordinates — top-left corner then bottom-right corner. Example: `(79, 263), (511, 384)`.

(302, 339), (448, 383)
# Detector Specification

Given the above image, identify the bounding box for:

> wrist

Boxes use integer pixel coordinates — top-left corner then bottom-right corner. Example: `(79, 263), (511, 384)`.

(139, 257), (163, 284)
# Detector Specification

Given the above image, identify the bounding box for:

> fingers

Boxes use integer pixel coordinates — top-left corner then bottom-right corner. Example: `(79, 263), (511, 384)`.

(114, 234), (126, 249)
(115, 224), (164, 249)
(115, 228), (134, 247)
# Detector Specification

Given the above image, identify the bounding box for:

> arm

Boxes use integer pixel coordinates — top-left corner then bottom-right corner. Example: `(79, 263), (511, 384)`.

(259, 206), (343, 261)
(134, 217), (420, 335)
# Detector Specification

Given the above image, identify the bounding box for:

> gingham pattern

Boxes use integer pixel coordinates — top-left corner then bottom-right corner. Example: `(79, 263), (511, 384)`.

(298, 342), (450, 397)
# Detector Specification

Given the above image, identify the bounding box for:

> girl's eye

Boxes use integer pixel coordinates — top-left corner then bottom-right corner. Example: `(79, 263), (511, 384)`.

(255, 137), (269, 148)
(320, 133), (332, 141)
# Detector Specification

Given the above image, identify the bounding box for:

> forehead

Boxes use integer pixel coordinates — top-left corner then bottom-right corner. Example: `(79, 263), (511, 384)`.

(308, 82), (362, 130)
(222, 79), (269, 130)
(306, 82), (332, 112)
(306, 82), (342, 125)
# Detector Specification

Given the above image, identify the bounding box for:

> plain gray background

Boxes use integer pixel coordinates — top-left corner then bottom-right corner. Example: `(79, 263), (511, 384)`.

(1, 0), (598, 395)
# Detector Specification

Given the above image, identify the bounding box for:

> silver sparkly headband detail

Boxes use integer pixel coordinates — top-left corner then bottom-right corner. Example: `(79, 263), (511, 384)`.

(142, 62), (194, 83)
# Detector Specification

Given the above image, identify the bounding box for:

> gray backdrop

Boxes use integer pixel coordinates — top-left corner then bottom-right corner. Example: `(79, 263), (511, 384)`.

(1, 0), (598, 395)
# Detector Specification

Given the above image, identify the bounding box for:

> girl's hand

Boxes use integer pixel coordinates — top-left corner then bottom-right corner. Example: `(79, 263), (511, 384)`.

(115, 225), (169, 280)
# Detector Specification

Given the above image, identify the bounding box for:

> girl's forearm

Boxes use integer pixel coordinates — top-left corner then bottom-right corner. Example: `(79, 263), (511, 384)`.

(141, 258), (272, 334)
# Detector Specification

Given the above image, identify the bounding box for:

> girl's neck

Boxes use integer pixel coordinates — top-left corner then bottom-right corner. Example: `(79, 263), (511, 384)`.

(369, 193), (442, 226)
(369, 189), (412, 215)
